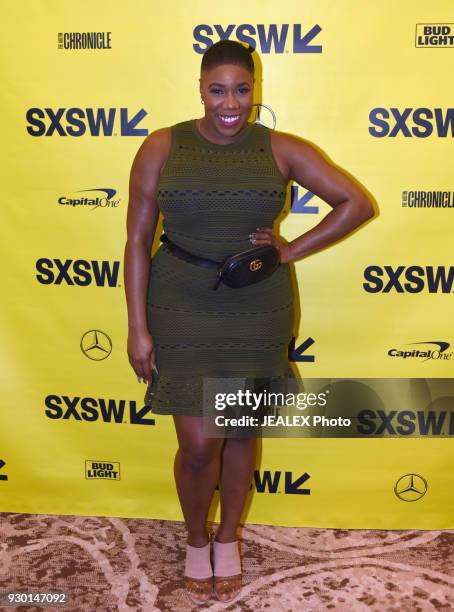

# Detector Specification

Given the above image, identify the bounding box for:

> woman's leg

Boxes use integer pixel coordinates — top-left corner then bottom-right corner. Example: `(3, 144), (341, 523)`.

(211, 436), (257, 601)
(172, 417), (256, 602)
(173, 415), (224, 546)
(216, 437), (257, 541)
(172, 418), (257, 544)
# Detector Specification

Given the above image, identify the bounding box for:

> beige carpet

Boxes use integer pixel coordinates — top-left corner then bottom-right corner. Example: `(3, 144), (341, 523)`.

(0, 513), (453, 611)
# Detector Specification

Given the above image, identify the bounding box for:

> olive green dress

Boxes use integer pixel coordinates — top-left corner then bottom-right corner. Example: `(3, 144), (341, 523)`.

(144, 118), (295, 415)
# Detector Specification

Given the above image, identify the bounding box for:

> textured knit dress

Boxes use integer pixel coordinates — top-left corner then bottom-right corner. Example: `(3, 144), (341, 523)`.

(143, 118), (296, 416)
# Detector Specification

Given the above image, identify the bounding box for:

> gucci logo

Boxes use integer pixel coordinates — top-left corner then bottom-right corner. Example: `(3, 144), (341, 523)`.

(250, 259), (263, 272)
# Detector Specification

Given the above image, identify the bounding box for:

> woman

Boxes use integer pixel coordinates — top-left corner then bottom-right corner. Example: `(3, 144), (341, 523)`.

(124, 40), (374, 604)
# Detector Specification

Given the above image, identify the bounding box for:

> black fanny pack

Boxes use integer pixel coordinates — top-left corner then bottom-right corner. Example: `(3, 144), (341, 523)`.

(160, 234), (280, 290)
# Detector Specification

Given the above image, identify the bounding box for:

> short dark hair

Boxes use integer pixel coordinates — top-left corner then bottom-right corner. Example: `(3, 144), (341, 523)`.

(201, 40), (255, 75)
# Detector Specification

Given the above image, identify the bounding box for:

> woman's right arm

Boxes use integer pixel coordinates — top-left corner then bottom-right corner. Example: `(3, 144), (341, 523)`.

(124, 127), (171, 384)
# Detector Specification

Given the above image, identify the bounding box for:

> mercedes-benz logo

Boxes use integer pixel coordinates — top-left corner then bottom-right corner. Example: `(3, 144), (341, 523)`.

(251, 103), (277, 130)
(394, 473), (428, 502)
(80, 330), (112, 361)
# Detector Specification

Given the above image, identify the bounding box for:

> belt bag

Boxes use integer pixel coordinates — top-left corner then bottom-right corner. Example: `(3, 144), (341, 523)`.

(160, 234), (280, 290)
(214, 244), (280, 290)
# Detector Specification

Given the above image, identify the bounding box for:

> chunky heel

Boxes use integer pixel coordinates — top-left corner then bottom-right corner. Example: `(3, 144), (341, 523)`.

(213, 539), (242, 603)
(184, 541), (213, 604)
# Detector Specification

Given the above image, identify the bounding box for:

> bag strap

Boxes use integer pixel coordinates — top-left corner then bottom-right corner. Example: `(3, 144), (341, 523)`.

(159, 234), (221, 269)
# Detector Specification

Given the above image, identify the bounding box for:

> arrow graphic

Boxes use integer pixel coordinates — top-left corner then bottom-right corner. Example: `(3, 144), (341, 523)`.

(121, 108), (148, 136)
(0, 459), (8, 481)
(129, 402), (155, 425)
(288, 337), (315, 362)
(285, 471), (311, 494)
(293, 24), (322, 53)
(291, 186), (319, 214)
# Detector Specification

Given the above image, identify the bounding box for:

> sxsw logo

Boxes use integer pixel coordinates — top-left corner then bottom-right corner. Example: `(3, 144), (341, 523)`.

(193, 24), (322, 54)
(0, 459), (7, 481)
(85, 460), (120, 480)
(251, 470), (310, 494)
(357, 411), (454, 436)
(363, 266), (454, 293)
(45, 395), (155, 426)
(26, 108), (148, 136)
(369, 108), (454, 137)
(35, 258), (120, 287)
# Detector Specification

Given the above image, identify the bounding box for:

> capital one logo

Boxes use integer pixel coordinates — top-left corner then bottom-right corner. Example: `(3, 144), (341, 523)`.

(26, 107), (148, 136)
(193, 23), (322, 54)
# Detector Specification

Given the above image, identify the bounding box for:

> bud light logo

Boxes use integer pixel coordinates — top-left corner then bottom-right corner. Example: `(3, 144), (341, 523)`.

(26, 108), (148, 137)
(369, 108), (454, 138)
(193, 24), (322, 54)
(363, 266), (454, 294)
(415, 24), (454, 48)
(85, 461), (120, 480)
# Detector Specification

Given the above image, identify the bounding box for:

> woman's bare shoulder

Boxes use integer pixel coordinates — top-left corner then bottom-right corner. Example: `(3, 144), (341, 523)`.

(270, 127), (316, 155)
(140, 126), (172, 157)
(132, 126), (172, 175)
(267, 128), (316, 183)
(270, 127), (331, 180)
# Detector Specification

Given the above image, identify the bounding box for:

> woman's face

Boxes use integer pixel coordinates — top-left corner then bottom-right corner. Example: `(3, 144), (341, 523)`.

(199, 63), (254, 141)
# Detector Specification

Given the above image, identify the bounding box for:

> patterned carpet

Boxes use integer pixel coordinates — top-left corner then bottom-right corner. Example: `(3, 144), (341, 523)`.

(0, 513), (453, 611)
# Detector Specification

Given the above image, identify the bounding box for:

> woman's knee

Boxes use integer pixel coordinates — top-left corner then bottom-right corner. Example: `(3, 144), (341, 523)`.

(178, 441), (221, 473)
(173, 415), (223, 472)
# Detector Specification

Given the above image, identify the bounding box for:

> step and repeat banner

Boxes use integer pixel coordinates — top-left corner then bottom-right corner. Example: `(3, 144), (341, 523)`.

(1, 1), (453, 528)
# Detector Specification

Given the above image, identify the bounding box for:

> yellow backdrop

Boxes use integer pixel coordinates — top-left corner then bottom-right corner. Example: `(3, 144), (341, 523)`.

(1, 0), (453, 528)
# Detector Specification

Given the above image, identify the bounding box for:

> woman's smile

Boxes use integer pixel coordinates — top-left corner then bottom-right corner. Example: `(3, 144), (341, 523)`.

(218, 113), (241, 127)
(199, 62), (254, 143)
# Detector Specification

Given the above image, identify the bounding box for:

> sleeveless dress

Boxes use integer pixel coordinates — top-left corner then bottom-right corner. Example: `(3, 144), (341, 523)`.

(143, 118), (296, 416)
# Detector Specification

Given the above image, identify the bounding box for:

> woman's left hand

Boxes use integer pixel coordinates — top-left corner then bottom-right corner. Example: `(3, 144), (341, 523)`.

(250, 227), (292, 264)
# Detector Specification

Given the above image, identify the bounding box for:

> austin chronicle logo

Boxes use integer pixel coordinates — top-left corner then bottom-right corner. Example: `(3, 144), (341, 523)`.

(394, 473), (428, 501)
(80, 330), (112, 360)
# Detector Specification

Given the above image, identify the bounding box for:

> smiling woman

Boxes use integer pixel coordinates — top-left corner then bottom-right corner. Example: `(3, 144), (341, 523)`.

(124, 39), (374, 606)
(196, 43), (255, 143)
